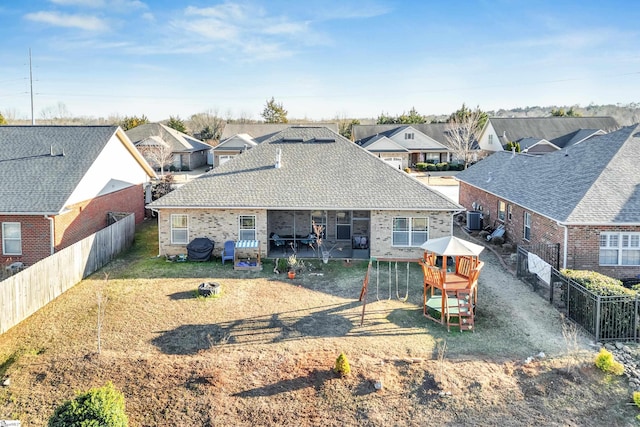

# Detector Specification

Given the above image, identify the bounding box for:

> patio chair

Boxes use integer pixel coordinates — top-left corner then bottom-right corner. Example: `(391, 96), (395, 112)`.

(221, 240), (235, 265)
(300, 233), (316, 247)
(270, 233), (287, 254)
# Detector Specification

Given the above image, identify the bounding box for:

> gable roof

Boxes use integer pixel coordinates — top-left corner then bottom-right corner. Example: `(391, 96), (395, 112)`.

(353, 123), (472, 150)
(220, 123), (339, 142)
(456, 124), (640, 224)
(555, 128), (606, 148)
(0, 125), (154, 215)
(359, 134), (409, 152)
(148, 126), (461, 211)
(215, 133), (258, 151)
(126, 123), (211, 153)
(486, 117), (619, 147)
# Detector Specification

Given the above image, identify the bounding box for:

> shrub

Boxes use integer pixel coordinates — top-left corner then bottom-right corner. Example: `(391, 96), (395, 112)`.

(594, 348), (624, 376)
(426, 163), (437, 171)
(49, 382), (128, 427)
(634, 391), (640, 408)
(415, 162), (428, 171)
(403, 167), (411, 173)
(276, 257), (288, 273)
(334, 352), (351, 376)
(560, 269), (632, 297)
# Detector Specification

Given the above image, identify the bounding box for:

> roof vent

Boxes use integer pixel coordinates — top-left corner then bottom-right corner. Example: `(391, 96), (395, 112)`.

(275, 148), (282, 169)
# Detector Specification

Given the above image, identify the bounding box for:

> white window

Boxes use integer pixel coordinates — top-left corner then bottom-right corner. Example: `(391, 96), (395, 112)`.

(405, 133), (414, 140)
(393, 217), (428, 247)
(498, 201), (506, 222)
(488, 134), (494, 145)
(523, 212), (531, 241)
(600, 233), (640, 266)
(2, 222), (22, 255)
(336, 211), (351, 240)
(219, 155), (235, 165)
(170, 214), (188, 244)
(507, 204), (512, 221)
(239, 215), (256, 240)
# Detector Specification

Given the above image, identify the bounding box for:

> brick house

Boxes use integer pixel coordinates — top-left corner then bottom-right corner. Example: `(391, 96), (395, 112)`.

(126, 123), (212, 171)
(353, 124), (453, 170)
(147, 126), (463, 261)
(0, 126), (156, 267)
(456, 124), (640, 279)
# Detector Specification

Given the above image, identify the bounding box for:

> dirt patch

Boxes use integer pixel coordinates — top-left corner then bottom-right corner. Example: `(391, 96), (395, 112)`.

(0, 220), (636, 425)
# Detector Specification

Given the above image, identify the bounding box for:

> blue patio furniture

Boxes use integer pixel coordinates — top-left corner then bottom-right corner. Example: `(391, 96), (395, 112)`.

(270, 233), (287, 253)
(221, 240), (235, 264)
(300, 233), (316, 247)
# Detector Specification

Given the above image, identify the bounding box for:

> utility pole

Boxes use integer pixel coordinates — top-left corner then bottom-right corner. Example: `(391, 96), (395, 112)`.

(29, 48), (35, 125)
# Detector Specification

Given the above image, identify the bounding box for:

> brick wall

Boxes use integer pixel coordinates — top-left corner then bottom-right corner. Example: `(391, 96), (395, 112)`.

(54, 184), (144, 250)
(0, 215), (51, 266)
(370, 210), (452, 259)
(158, 208), (268, 258)
(459, 182), (640, 279)
(0, 184), (144, 267)
(158, 208), (453, 260)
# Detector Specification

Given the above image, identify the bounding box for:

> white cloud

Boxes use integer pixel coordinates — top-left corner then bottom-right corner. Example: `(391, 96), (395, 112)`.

(49, 0), (147, 9)
(25, 11), (109, 31)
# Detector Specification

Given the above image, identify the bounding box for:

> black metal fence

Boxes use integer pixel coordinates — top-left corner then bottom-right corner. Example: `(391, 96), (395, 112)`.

(517, 244), (640, 343)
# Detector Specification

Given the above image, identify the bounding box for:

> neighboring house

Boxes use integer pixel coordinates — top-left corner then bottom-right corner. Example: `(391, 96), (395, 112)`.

(126, 123), (211, 171)
(212, 123), (338, 167)
(211, 133), (258, 167)
(477, 117), (619, 152)
(147, 126), (463, 261)
(456, 124), (640, 279)
(214, 123), (339, 168)
(353, 124), (452, 169)
(219, 122), (339, 141)
(0, 126), (156, 267)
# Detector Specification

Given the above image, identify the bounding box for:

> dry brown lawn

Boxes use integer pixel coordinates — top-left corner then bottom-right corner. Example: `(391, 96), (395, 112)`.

(0, 219), (637, 426)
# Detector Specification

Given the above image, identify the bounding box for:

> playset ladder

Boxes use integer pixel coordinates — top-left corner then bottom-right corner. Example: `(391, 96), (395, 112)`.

(444, 289), (474, 332)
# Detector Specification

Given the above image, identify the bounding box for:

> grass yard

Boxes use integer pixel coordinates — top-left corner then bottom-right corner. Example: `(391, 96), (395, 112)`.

(0, 218), (637, 426)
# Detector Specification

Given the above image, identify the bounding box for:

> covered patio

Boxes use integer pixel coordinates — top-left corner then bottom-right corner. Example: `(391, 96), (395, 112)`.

(267, 209), (370, 260)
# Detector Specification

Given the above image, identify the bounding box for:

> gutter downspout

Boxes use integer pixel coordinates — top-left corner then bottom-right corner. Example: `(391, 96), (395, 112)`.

(44, 215), (54, 255)
(559, 222), (568, 269)
(150, 208), (161, 257)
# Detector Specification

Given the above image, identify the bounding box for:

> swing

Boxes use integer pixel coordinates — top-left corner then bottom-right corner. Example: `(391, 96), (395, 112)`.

(395, 261), (409, 302)
(375, 260), (410, 302)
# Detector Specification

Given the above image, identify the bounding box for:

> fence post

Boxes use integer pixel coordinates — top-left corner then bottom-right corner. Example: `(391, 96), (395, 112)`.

(595, 294), (602, 343)
(636, 296), (639, 343)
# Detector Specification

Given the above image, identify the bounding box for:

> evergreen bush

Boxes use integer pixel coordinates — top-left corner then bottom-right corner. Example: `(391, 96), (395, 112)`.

(48, 382), (128, 427)
(334, 352), (351, 376)
(594, 348), (624, 376)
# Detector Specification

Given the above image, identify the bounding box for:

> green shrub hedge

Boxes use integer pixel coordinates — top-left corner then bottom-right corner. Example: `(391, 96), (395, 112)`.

(49, 382), (128, 427)
(560, 269), (634, 296)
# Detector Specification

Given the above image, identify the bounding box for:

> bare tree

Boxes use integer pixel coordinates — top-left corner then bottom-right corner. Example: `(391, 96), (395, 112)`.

(444, 105), (485, 169)
(189, 109), (226, 143)
(96, 273), (109, 356)
(136, 139), (174, 176)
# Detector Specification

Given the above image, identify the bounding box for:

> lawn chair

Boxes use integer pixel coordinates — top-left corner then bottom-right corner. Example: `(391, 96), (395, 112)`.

(221, 240), (235, 264)
(270, 233), (287, 254)
(486, 224), (505, 241)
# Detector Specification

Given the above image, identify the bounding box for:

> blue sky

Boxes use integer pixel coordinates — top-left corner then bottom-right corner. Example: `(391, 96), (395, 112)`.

(1, 0), (639, 122)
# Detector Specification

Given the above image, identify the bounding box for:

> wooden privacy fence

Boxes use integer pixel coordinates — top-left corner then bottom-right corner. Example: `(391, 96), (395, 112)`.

(517, 244), (640, 342)
(0, 213), (135, 334)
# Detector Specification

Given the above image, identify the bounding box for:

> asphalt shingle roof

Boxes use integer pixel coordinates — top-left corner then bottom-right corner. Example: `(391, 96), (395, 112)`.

(149, 127), (461, 211)
(0, 126), (120, 214)
(220, 123), (339, 141)
(488, 117), (619, 147)
(126, 123), (211, 153)
(456, 124), (640, 224)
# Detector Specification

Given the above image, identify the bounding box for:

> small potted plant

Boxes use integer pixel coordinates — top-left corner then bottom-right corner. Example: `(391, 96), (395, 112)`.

(287, 254), (298, 279)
